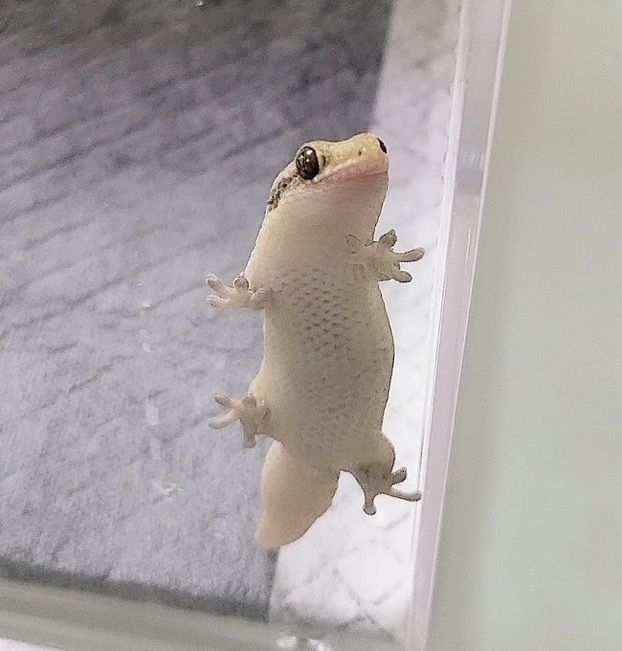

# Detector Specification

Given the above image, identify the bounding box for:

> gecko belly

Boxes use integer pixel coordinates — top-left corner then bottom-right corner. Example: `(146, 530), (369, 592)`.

(251, 263), (394, 473)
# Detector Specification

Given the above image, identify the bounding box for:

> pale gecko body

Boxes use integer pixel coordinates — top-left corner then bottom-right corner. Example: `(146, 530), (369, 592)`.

(207, 133), (423, 548)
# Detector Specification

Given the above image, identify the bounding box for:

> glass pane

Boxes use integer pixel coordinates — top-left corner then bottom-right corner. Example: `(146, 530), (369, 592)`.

(0, 0), (507, 649)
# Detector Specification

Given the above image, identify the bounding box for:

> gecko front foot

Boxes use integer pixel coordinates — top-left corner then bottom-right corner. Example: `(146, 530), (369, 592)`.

(208, 393), (270, 448)
(346, 230), (424, 283)
(206, 273), (271, 310)
(353, 462), (422, 515)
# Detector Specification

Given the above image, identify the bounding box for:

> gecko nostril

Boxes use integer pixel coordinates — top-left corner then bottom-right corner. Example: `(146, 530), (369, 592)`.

(377, 138), (387, 154)
(358, 149), (363, 156)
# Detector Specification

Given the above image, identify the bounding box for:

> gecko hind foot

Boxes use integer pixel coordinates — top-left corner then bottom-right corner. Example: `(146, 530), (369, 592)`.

(208, 392), (270, 448)
(346, 229), (424, 283)
(206, 272), (271, 310)
(353, 462), (422, 515)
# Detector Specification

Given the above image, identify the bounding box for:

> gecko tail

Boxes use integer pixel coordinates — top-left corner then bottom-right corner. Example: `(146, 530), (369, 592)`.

(256, 441), (339, 549)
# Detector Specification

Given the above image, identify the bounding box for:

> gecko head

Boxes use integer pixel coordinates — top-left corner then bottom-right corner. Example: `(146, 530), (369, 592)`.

(265, 133), (389, 229)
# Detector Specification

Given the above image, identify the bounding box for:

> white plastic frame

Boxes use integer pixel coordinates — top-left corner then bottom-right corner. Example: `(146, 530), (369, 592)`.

(407, 0), (511, 649)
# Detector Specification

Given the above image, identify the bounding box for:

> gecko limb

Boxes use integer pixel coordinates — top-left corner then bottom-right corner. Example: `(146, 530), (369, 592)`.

(352, 461), (422, 515)
(206, 272), (271, 310)
(346, 229), (424, 283)
(208, 392), (270, 448)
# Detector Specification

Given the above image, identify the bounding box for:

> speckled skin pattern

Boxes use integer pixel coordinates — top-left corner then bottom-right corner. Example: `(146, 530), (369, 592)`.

(209, 133), (422, 547)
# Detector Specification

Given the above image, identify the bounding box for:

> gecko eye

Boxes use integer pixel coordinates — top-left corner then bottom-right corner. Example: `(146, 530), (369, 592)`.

(295, 146), (320, 180)
(377, 138), (387, 154)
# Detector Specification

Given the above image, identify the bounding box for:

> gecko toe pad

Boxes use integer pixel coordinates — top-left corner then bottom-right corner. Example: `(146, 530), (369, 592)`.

(207, 272), (271, 310)
(209, 392), (270, 448)
(346, 230), (424, 283)
(353, 462), (422, 515)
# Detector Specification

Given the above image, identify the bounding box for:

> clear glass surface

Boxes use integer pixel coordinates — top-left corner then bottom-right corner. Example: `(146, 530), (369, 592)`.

(0, 0), (509, 649)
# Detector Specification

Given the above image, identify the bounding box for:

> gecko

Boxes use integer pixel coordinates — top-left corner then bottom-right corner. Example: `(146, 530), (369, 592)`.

(207, 133), (423, 549)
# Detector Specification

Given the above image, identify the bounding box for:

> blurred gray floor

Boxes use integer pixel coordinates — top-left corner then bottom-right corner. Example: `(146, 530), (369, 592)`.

(0, 0), (391, 619)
